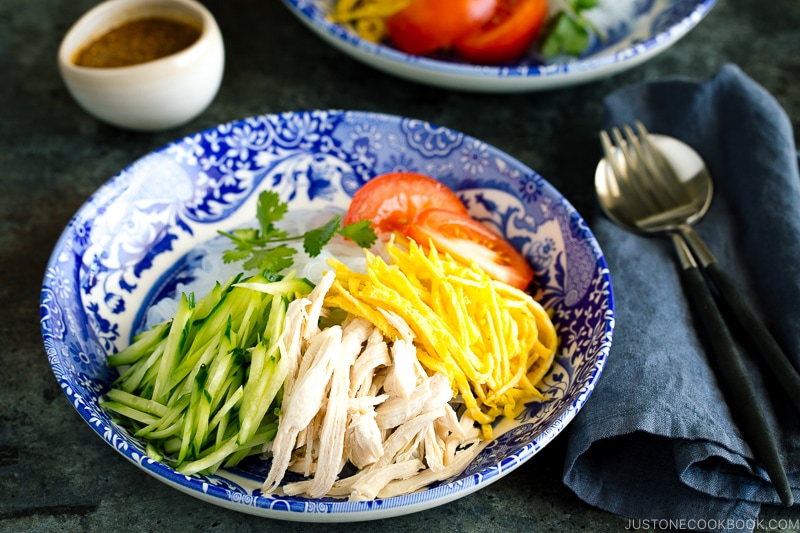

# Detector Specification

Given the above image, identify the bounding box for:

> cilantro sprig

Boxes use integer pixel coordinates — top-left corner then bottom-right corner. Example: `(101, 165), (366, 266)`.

(219, 191), (377, 274)
(541, 0), (603, 58)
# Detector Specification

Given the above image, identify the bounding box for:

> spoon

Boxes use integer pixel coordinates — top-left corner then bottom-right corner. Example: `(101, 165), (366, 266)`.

(597, 128), (800, 415)
(595, 126), (797, 507)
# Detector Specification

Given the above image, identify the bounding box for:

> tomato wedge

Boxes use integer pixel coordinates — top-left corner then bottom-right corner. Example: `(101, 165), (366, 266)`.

(406, 208), (534, 290)
(385, 0), (498, 56)
(453, 0), (549, 64)
(344, 172), (469, 235)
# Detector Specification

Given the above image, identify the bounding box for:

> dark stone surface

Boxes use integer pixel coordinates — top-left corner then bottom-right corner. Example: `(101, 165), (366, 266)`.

(1, 0), (797, 531)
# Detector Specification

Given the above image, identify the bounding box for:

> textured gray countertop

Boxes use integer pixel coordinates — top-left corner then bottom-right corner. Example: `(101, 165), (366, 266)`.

(1, 0), (798, 531)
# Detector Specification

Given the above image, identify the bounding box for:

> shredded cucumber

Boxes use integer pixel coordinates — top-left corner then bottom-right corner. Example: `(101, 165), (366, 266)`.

(101, 270), (313, 475)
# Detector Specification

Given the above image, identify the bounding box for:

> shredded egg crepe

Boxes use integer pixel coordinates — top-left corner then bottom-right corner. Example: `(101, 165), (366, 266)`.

(326, 239), (558, 439)
(330, 0), (411, 42)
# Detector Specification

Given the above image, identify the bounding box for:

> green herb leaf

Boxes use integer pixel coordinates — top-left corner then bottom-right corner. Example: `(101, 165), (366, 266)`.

(218, 191), (377, 276)
(242, 244), (296, 273)
(541, 0), (602, 58)
(572, 0), (599, 11)
(256, 190), (289, 234)
(541, 13), (591, 57)
(339, 220), (379, 249)
(221, 248), (254, 265)
(304, 215), (342, 257)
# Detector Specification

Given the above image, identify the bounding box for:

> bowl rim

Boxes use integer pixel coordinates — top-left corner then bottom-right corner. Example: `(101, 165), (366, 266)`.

(40, 109), (615, 521)
(280, 0), (718, 91)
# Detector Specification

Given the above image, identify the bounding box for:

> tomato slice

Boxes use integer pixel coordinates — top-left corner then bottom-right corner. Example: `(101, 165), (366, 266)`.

(453, 0), (549, 64)
(406, 208), (534, 290)
(344, 172), (469, 235)
(385, 0), (498, 56)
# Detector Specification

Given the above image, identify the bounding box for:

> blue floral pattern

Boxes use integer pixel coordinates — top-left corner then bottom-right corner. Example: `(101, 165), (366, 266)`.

(40, 111), (614, 521)
(281, 0), (716, 91)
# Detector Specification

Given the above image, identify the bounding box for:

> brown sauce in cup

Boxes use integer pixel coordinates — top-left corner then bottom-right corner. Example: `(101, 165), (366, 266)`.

(73, 17), (201, 68)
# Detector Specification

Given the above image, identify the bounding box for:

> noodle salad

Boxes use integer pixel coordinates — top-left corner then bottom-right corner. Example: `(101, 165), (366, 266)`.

(330, 0), (609, 64)
(100, 172), (559, 501)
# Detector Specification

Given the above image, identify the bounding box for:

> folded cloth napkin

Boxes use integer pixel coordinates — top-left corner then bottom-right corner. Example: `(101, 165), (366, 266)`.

(563, 64), (800, 531)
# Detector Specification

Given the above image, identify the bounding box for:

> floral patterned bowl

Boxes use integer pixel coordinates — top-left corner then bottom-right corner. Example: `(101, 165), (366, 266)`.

(40, 110), (614, 522)
(281, 0), (717, 92)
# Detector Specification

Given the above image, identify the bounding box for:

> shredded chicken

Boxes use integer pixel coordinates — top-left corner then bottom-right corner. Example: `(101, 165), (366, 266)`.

(345, 395), (387, 468)
(263, 272), (342, 492)
(349, 328), (390, 397)
(307, 317), (372, 498)
(377, 444), (482, 499)
(261, 270), (481, 500)
(382, 338), (418, 399)
(262, 325), (342, 492)
(375, 371), (451, 430)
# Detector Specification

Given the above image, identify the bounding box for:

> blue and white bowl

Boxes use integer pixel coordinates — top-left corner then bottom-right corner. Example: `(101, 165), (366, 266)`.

(282, 0), (717, 92)
(40, 110), (614, 522)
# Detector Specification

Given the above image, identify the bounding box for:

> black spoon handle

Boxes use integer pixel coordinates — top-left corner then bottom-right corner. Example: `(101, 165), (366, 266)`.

(670, 234), (794, 507)
(680, 226), (800, 415)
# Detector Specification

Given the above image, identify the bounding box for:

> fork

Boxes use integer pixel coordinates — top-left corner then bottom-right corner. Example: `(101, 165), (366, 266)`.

(603, 122), (800, 416)
(597, 122), (795, 507)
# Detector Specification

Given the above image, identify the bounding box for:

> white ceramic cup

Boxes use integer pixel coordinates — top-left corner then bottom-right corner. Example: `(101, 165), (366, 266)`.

(58, 0), (225, 131)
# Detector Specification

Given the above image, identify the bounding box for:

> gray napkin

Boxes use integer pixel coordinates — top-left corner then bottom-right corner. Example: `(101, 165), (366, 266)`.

(562, 64), (800, 531)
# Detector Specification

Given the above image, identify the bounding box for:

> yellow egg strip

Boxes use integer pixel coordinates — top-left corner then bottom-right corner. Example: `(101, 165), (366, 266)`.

(330, 0), (412, 43)
(364, 267), (491, 385)
(325, 278), (398, 339)
(332, 0), (410, 21)
(324, 240), (558, 439)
